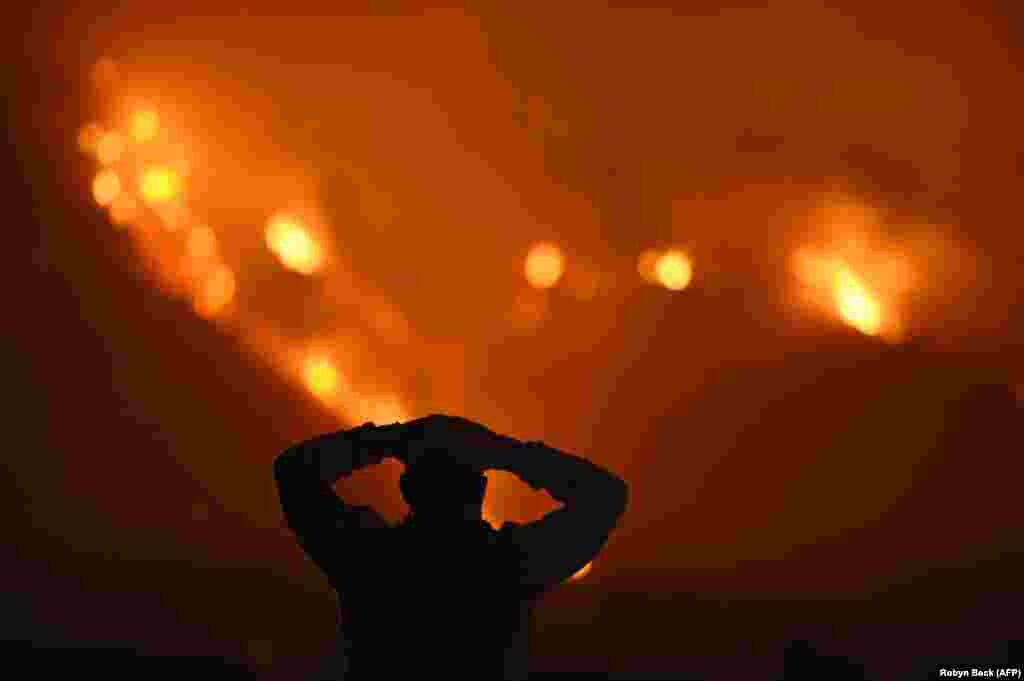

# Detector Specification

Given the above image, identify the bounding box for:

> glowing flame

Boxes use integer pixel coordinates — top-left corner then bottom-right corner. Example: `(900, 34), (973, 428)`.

(303, 355), (341, 399)
(833, 266), (882, 336)
(108, 194), (138, 226)
(193, 264), (236, 318)
(186, 225), (218, 261)
(76, 82), (602, 569)
(131, 110), (159, 143)
(96, 131), (125, 165)
(265, 214), (325, 275)
(655, 249), (693, 291)
(92, 169), (121, 206)
(792, 248), (891, 338)
(569, 561), (593, 581)
(140, 166), (182, 203)
(525, 242), (565, 289)
(788, 193), (925, 342)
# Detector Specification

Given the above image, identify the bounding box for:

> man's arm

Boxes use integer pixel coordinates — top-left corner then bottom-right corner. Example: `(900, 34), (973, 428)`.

(272, 424), (390, 576)
(492, 440), (628, 589)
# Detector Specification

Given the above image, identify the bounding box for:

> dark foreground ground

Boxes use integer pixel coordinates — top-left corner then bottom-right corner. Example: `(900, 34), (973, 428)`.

(7, 552), (1022, 680)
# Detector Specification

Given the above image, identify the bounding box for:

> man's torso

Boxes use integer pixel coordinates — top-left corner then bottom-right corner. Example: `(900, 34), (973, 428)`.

(330, 520), (544, 679)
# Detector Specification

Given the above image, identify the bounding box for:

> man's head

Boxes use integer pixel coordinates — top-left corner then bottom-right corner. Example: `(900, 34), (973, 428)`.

(399, 448), (487, 521)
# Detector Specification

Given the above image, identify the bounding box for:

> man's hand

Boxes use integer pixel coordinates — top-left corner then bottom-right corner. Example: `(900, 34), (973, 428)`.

(350, 421), (409, 463)
(401, 414), (520, 471)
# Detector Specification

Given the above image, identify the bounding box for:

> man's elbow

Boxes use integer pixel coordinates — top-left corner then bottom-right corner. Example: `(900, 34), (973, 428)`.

(272, 447), (301, 483)
(587, 476), (627, 522)
(608, 477), (628, 519)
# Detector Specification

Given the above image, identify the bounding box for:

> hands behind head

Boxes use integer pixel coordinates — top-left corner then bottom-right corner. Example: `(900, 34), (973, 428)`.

(358, 414), (517, 472)
(350, 421), (406, 464)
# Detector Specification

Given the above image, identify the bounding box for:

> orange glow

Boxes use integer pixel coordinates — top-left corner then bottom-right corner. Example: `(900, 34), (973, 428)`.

(91, 57), (118, 84)
(180, 251), (214, 288)
(140, 166), (182, 203)
(193, 264), (236, 318)
(791, 249), (892, 338)
(361, 394), (410, 425)
(637, 249), (661, 284)
(76, 75), (621, 547)
(509, 289), (548, 331)
(882, 258), (917, 296)
(154, 204), (188, 233)
(95, 131), (125, 165)
(567, 265), (601, 301)
(524, 242), (565, 289)
(265, 214), (325, 275)
(130, 110), (159, 143)
(186, 225), (218, 261)
(833, 266), (882, 336)
(655, 249), (693, 291)
(108, 194), (138, 226)
(788, 193), (924, 342)
(569, 561), (593, 581)
(92, 169), (121, 206)
(303, 355), (341, 399)
(371, 304), (406, 337)
(77, 122), (103, 154)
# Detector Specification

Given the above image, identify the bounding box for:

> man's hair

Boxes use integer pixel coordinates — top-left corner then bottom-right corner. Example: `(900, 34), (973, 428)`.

(399, 449), (487, 512)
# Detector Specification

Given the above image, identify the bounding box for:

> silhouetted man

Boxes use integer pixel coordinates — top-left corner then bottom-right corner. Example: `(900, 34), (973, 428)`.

(273, 413), (628, 680)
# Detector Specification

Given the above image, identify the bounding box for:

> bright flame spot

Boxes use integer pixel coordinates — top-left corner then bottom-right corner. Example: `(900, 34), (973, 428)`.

(569, 561), (593, 581)
(108, 194), (138, 226)
(525, 242), (565, 289)
(637, 249), (661, 284)
(77, 122), (104, 154)
(186, 225), (218, 260)
(193, 264), (236, 318)
(140, 166), (182, 204)
(791, 250), (894, 338)
(130, 110), (159, 143)
(303, 355), (341, 398)
(91, 169), (121, 206)
(265, 214), (325, 275)
(655, 249), (693, 291)
(95, 131), (125, 165)
(833, 266), (882, 336)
